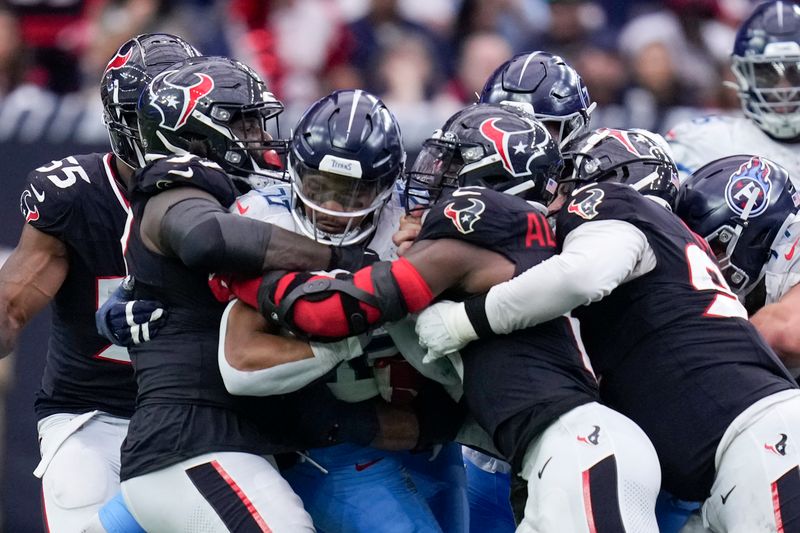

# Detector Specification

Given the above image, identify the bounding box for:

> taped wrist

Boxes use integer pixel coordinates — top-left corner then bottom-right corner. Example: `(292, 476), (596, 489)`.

(260, 257), (433, 340)
(162, 198), (272, 274)
(464, 293), (494, 339)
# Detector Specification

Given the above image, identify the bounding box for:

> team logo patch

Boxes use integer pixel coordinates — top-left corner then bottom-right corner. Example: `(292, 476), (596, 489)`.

(577, 425), (601, 446)
(479, 118), (550, 177)
(148, 70), (215, 131)
(443, 198), (485, 234)
(19, 189), (39, 223)
(596, 128), (640, 155)
(724, 157), (772, 218)
(103, 46), (133, 76)
(567, 188), (604, 220)
(765, 433), (788, 456)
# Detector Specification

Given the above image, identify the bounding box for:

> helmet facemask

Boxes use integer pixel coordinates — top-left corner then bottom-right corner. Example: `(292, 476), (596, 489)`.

(204, 101), (289, 189)
(404, 135), (472, 215)
(103, 103), (144, 168)
(732, 45), (800, 139)
(290, 154), (395, 246)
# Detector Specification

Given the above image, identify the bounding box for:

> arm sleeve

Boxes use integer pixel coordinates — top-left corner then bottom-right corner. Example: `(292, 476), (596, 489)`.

(160, 197), (332, 275)
(219, 348), (341, 396)
(483, 220), (657, 334)
(217, 300), (352, 396)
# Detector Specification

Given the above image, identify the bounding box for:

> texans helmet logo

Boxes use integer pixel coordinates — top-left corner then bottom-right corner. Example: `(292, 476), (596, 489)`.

(443, 198), (485, 234)
(479, 118), (549, 177)
(148, 70), (215, 131)
(567, 187), (605, 220)
(19, 189), (39, 223)
(103, 47), (133, 76)
(724, 157), (772, 218)
(596, 128), (641, 155)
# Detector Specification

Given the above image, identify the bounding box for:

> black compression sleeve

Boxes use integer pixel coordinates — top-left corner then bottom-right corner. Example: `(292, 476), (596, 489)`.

(161, 197), (272, 274)
(160, 197), (334, 274)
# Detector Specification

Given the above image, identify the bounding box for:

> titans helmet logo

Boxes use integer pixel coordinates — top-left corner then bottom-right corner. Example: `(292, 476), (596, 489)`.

(567, 187), (605, 220)
(724, 157), (772, 218)
(147, 70), (215, 131)
(443, 198), (486, 234)
(479, 118), (550, 178)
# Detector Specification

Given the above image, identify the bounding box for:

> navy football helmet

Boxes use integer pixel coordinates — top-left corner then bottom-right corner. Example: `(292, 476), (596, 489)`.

(405, 103), (563, 214)
(479, 51), (595, 148)
(101, 33), (200, 169)
(289, 89), (405, 246)
(731, 1), (800, 139)
(676, 155), (799, 296)
(561, 128), (681, 210)
(138, 56), (288, 187)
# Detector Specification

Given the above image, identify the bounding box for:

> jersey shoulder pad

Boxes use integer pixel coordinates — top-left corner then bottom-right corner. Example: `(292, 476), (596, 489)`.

(135, 154), (237, 207)
(232, 185), (296, 230)
(557, 182), (639, 237)
(764, 216), (800, 302)
(369, 202), (403, 260)
(418, 187), (529, 244)
(20, 153), (107, 234)
(666, 114), (731, 142)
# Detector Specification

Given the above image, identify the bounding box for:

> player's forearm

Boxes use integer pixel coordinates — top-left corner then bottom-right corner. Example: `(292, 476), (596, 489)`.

(751, 304), (800, 366)
(229, 258), (434, 340)
(161, 197), (334, 275)
(475, 221), (652, 335)
(0, 311), (20, 358)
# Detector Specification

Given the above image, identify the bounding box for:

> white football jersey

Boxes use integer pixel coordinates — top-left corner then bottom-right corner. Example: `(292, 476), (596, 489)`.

(231, 182), (402, 260)
(667, 115), (800, 190)
(228, 182), (415, 402)
(763, 212), (800, 305)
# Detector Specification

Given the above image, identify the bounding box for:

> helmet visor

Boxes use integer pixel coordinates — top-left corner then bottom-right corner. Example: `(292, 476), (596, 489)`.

(291, 157), (393, 241)
(404, 138), (467, 214)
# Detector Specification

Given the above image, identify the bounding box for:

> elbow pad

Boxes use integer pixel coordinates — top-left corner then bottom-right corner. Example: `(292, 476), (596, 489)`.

(260, 258), (433, 341)
(161, 198), (272, 274)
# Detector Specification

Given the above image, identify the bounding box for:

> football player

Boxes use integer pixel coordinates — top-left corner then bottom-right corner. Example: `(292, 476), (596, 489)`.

(416, 127), (800, 532)
(217, 105), (663, 533)
(0, 34), (198, 532)
(667, 0), (800, 188)
(460, 49), (596, 533)
(118, 56), (404, 532)
(676, 155), (800, 365)
(217, 89), (468, 533)
(479, 50), (595, 149)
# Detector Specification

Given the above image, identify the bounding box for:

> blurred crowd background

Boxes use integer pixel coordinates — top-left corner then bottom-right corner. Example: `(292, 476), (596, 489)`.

(0, 0), (768, 531)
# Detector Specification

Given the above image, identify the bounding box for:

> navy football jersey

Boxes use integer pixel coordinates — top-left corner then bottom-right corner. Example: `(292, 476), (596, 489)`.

(556, 182), (796, 500)
(121, 156), (292, 480)
(419, 187), (598, 468)
(21, 153), (137, 420)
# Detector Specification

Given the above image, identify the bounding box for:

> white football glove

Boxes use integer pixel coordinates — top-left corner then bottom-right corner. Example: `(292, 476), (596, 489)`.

(415, 300), (478, 359)
(309, 336), (363, 365)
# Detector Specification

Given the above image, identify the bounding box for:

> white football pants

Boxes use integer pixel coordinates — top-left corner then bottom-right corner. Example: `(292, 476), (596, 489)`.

(517, 401), (661, 533)
(36, 411), (129, 533)
(694, 389), (800, 533)
(121, 451), (315, 532)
